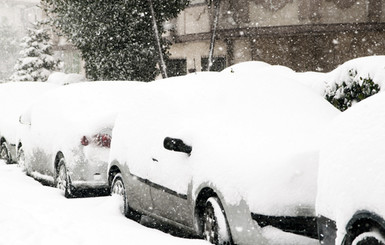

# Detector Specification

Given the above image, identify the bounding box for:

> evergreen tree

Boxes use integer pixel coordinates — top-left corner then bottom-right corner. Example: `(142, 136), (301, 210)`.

(10, 23), (60, 82)
(41, 0), (189, 82)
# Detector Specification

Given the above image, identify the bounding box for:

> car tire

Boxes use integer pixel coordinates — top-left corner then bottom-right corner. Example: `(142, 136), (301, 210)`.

(203, 197), (232, 245)
(17, 146), (26, 171)
(111, 173), (141, 222)
(56, 158), (72, 198)
(0, 142), (11, 164)
(350, 231), (385, 245)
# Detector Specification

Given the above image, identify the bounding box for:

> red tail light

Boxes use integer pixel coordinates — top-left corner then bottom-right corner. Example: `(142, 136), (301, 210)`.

(93, 134), (111, 148)
(81, 131), (112, 148)
(81, 136), (89, 146)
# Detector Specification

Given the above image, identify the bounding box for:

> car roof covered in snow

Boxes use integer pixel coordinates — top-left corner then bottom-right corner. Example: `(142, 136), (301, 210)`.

(28, 80), (151, 138)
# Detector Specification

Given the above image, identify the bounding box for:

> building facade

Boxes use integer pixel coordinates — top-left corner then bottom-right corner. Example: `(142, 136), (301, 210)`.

(166, 0), (385, 75)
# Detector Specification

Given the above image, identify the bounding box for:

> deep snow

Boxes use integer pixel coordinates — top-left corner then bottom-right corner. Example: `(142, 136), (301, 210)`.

(0, 161), (319, 245)
(0, 161), (208, 245)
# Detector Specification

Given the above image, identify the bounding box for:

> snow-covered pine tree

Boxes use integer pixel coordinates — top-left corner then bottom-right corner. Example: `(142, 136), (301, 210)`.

(41, 0), (189, 82)
(10, 23), (60, 82)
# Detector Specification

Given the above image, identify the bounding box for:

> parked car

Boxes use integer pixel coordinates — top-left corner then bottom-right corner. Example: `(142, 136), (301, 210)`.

(20, 81), (149, 197)
(0, 82), (58, 164)
(107, 71), (339, 244)
(316, 92), (385, 245)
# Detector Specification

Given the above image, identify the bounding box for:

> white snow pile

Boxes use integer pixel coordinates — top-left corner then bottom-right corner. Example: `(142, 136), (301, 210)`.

(326, 55), (385, 91)
(316, 91), (385, 244)
(46, 72), (86, 85)
(221, 60), (271, 74)
(293, 71), (329, 96)
(0, 82), (58, 144)
(0, 163), (207, 245)
(111, 70), (339, 218)
(221, 61), (328, 96)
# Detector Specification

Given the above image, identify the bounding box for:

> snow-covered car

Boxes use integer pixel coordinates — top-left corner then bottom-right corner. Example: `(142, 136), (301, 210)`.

(21, 81), (149, 197)
(316, 92), (385, 245)
(0, 82), (58, 164)
(107, 72), (339, 244)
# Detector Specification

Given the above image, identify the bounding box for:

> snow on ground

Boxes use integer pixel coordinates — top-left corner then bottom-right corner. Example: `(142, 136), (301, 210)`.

(0, 162), (208, 245)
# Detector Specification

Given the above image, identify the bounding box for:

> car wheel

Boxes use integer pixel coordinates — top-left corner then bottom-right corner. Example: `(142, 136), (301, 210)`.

(56, 158), (72, 198)
(111, 173), (141, 222)
(0, 142), (11, 164)
(17, 147), (26, 171)
(351, 231), (385, 245)
(203, 197), (232, 245)
(111, 173), (127, 214)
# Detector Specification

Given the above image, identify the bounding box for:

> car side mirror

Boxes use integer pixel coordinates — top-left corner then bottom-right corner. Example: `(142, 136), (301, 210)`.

(163, 137), (192, 155)
(19, 114), (31, 126)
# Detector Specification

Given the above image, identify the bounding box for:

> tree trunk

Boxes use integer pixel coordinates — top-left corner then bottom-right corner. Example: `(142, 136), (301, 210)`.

(148, 0), (168, 78)
(208, 0), (221, 72)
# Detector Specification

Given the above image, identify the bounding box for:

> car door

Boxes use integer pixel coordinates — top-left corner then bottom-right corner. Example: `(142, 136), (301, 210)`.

(123, 152), (154, 213)
(125, 170), (153, 214)
(146, 136), (194, 227)
(26, 124), (55, 179)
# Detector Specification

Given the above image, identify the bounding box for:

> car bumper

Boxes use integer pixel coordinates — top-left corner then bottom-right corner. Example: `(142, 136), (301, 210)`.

(220, 199), (319, 244)
(251, 213), (318, 239)
(2, 141), (18, 163)
(68, 146), (110, 190)
(317, 215), (337, 245)
(69, 161), (109, 189)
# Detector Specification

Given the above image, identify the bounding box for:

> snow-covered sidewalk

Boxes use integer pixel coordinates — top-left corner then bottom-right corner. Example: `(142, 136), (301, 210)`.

(0, 162), (207, 245)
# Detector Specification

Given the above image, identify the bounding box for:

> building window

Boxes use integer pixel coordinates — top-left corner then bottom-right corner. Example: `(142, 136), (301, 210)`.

(55, 50), (82, 74)
(167, 58), (187, 77)
(190, 0), (206, 5)
(201, 56), (226, 71)
(64, 51), (82, 74)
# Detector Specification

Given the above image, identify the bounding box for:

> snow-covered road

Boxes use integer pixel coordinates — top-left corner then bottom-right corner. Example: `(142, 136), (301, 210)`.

(0, 162), (207, 245)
